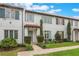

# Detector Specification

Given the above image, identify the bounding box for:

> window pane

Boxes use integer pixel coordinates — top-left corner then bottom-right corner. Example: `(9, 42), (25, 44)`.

(0, 8), (5, 18)
(27, 13), (34, 22)
(4, 30), (8, 38)
(15, 11), (19, 19)
(42, 16), (52, 24)
(44, 31), (51, 40)
(14, 30), (18, 39)
(5, 9), (10, 18)
(11, 11), (15, 19)
(10, 30), (13, 39)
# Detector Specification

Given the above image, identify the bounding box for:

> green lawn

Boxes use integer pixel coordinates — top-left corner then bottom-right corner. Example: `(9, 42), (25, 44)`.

(0, 47), (25, 56)
(35, 48), (79, 56)
(45, 42), (79, 48)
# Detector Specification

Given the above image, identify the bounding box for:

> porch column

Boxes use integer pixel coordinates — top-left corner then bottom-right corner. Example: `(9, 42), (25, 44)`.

(73, 31), (76, 42)
(32, 29), (37, 44)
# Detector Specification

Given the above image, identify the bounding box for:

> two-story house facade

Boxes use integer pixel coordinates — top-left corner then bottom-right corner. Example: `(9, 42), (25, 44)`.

(0, 4), (79, 44)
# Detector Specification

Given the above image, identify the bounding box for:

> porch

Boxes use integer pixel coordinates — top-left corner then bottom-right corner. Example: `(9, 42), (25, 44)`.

(73, 29), (79, 42)
(24, 24), (40, 44)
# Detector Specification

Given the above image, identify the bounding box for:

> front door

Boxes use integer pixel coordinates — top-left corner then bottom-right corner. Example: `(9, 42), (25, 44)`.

(28, 30), (37, 44)
(28, 31), (33, 43)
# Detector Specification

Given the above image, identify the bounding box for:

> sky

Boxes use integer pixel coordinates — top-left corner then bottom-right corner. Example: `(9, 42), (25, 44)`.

(22, 3), (79, 18)
(11, 3), (79, 18)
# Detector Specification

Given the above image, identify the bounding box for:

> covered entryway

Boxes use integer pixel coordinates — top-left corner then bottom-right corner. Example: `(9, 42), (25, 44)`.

(73, 29), (79, 42)
(24, 24), (40, 44)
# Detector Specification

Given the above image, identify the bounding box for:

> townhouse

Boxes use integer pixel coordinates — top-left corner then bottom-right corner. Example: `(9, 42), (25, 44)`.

(0, 4), (79, 44)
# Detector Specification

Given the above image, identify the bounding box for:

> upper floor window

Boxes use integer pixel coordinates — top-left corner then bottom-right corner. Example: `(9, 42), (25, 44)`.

(5, 8), (11, 18)
(42, 15), (52, 24)
(75, 21), (78, 26)
(0, 8), (5, 18)
(27, 13), (34, 22)
(15, 10), (19, 20)
(70, 20), (73, 26)
(56, 17), (64, 25)
(11, 9), (15, 19)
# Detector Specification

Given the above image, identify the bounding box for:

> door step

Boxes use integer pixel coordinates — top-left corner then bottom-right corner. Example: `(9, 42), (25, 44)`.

(32, 44), (43, 51)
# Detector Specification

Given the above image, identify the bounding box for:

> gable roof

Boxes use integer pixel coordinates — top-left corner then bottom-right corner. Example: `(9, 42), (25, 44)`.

(0, 3), (23, 10)
(25, 10), (79, 21)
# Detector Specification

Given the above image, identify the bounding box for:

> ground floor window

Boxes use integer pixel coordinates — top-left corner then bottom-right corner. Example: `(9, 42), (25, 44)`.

(44, 31), (51, 40)
(58, 31), (64, 39)
(4, 30), (18, 39)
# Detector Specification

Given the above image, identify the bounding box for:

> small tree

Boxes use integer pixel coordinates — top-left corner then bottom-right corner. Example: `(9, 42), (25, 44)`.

(40, 19), (43, 36)
(67, 20), (71, 41)
(55, 31), (61, 43)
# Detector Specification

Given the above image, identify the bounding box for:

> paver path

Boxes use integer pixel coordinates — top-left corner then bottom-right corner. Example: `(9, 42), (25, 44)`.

(17, 45), (79, 56)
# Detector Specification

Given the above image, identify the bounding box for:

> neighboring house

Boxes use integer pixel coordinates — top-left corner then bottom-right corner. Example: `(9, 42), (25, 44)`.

(0, 4), (79, 44)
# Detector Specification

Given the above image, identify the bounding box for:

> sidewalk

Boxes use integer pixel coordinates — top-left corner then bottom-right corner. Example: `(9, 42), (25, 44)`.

(17, 45), (79, 56)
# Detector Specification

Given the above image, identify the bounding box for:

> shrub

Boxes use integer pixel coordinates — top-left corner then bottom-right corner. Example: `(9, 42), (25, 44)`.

(48, 39), (52, 42)
(24, 36), (31, 44)
(55, 31), (62, 43)
(25, 44), (33, 51)
(37, 36), (44, 43)
(63, 38), (72, 42)
(76, 40), (79, 42)
(37, 43), (46, 49)
(0, 38), (17, 49)
(18, 44), (26, 47)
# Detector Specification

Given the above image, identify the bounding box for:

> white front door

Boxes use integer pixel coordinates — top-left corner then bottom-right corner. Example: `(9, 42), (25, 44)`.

(28, 30), (37, 44)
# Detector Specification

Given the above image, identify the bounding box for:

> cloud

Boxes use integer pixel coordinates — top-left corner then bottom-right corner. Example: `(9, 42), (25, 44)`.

(72, 8), (79, 12)
(25, 4), (49, 11)
(32, 5), (49, 11)
(50, 6), (54, 8)
(25, 4), (62, 14)
(48, 9), (62, 13)
(72, 16), (79, 19)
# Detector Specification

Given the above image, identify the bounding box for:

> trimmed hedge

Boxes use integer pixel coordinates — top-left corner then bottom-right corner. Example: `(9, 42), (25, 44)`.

(37, 36), (44, 43)
(25, 44), (33, 51)
(0, 38), (17, 49)
(63, 38), (72, 42)
(24, 36), (31, 44)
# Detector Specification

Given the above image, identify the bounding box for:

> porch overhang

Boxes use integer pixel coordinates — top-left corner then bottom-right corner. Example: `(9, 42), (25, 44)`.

(74, 29), (79, 31)
(24, 24), (40, 28)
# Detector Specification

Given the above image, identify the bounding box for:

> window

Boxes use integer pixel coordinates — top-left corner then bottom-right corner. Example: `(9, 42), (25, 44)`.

(27, 13), (34, 22)
(70, 20), (73, 26)
(5, 8), (10, 18)
(4, 30), (18, 39)
(58, 31), (64, 39)
(56, 17), (64, 25)
(10, 30), (13, 38)
(42, 15), (52, 24)
(44, 31), (51, 40)
(75, 21), (78, 26)
(14, 30), (18, 39)
(11, 9), (15, 19)
(0, 8), (5, 18)
(56, 17), (58, 24)
(62, 18), (64, 25)
(4, 30), (8, 38)
(15, 10), (19, 19)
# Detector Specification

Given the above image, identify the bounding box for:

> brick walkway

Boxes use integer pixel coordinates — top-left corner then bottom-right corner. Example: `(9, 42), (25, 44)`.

(17, 45), (79, 56)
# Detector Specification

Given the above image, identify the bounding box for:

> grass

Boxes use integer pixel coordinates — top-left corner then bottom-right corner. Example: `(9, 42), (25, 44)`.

(35, 48), (79, 56)
(0, 47), (26, 56)
(45, 42), (79, 48)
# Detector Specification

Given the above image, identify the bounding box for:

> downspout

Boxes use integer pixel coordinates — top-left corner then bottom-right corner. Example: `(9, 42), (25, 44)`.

(22, 9), (24, 44)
